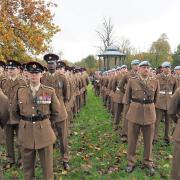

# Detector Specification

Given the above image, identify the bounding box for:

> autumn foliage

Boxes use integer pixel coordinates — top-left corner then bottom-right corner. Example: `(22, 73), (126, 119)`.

(0, 0), (60, 62)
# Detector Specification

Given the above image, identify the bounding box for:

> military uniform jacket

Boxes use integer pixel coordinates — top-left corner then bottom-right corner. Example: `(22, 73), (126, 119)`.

(168, 88), (180, 142)
(12, 84), (67, 149)
(124, 76), (160, 125)
(175, 75), (180, 88)
(1, 77), (27, 124)
(112, 73), (125, 103)
(41, 72), (70, 103)
(0, 89), (9, 127)
(155, 73), (177, 110)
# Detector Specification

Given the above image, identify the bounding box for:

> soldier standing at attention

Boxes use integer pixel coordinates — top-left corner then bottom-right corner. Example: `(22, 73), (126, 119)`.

(12, 61), (67, 180)
(117, 59), (140, 142)
(174, 66), (180, 88)
(154, 61), (177, 144)
(168, 87), (180, 180)
(1, 60), (26, 168)
(0, 88), (9, 180)
(0, 61), (6, 84)
(125, 61), (159, 176)
(0, 60), (6, 145)
(41, 54), (70, 170)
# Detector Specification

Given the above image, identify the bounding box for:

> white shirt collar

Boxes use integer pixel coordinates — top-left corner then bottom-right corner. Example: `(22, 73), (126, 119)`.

(30, 83), (41, 92)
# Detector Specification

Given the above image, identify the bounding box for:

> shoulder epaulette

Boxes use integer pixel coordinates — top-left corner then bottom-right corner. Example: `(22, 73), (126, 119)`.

(1, 77), (8, 82)
(17, 86), (27, 90)
(41, 84), (54, 90)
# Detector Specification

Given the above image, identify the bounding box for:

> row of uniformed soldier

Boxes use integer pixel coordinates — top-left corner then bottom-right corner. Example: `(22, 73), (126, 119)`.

(93, 60), (180, 176)
(0, 55), (89, 180)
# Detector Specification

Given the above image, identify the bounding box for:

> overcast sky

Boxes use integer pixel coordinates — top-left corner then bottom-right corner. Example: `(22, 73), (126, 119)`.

(50, 0), (180, 62)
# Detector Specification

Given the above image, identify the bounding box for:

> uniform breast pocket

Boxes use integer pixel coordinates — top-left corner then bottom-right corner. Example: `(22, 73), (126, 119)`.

(38, 104), (50, 115)
(18, 97), (27, 111)
(132, 87), (144, 98)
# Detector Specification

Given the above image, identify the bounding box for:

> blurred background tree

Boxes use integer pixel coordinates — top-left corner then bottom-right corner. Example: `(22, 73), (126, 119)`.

(0, 0), (60, 62)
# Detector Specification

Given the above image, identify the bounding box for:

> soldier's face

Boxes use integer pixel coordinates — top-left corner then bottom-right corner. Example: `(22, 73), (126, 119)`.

(121, 68), (127, 73)
(162, 67), (171, 75)
(47, 63), (56, 72)
(131, 65), (139, 71)
(139, 66), (150, 76)
(29, 72), (42, 83)
(175, 70), (180, 75)
(8, 68), (19, 77)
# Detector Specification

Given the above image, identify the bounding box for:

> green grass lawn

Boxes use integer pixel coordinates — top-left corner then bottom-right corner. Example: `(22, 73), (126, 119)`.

(0, 85), (173, 179)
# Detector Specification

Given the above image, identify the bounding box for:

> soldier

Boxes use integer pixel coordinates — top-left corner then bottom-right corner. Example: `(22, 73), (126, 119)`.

(0, 88), (9, 180)
(80, 68), (89, 106)
(0, 60), (6, 145)
(41, 54), (70, 170)
(112, 65), (127, 129)
(174, 66), (180, 88)
(0, 61), (6, 84)
(93, 71), (101, 96)
(12, 61), (67, 180)
(154, 61), (177, 144)
(117, 59), (140, 142)
(0, 88), (9, 142)
(168, 87), (180, 180)
(125, 61), (159, 176)
(1, 60), (26, 168)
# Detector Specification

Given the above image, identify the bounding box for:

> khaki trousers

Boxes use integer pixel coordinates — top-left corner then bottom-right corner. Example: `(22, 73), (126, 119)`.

(0, 127), (5, 144)
(22, 145), (53, 180)
(56, 121), (69, 162)
(171, 141), (180, 180)
(154, 108), (172, 141)
(113, 103), (123, 126)
(121, 104), (129, 137)
(127, 122), (154, 167)
(5, 124), (21, 163)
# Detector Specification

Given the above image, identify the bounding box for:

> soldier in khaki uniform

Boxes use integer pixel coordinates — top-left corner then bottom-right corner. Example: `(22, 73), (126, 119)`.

(154, 61), (177, 144)
(125, 61), (159, 176)
(112, 65), (127, 129)
(0, 88), (9, 141)
(168, 87), (180, 180)
(12, 61), (67, 180)
(0, 61), (6, 145)
(0, 88), (9, 179)
(41, 54), (70, 170)
(117, 59), (140, 142)
(93, 71), (101, 96)
(174, 66), (180, 88)
(1, 60), (26, 168)
(81, 68), (89, 106)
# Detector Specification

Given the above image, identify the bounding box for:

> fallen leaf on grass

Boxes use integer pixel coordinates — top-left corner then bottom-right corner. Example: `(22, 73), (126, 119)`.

(61, 170), (68, 175)
(95, 147), (101, 151)
(88, 144), (94, 149)
(108, 166), (119, 174)
(83, 155), (90, 161)
(81, 164), (92, 172)
(12, 171), (19, 179)
(163, 164), (170, 168)
(165, 154), (173, 160)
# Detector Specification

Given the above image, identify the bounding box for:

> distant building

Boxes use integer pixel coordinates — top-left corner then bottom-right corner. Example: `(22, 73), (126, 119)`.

(98, 46), (126, 71)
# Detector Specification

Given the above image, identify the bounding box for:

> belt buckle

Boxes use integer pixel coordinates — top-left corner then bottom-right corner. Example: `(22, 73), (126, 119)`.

(30, 116), (35, 124)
